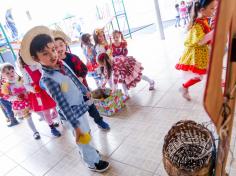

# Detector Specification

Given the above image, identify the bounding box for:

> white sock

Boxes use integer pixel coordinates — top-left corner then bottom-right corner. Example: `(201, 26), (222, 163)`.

(26, 116), (38, 134)
(142, 75), (153, 84)
(122, 84), (129, 96)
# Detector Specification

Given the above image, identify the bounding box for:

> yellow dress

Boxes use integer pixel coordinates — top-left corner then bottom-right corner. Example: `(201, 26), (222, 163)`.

(176, 18), (211, 75)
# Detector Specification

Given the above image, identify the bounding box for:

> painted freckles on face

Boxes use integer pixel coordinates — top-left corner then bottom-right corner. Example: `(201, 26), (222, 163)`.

(36, 42), (58, 68)
(54, 39), (67, 60)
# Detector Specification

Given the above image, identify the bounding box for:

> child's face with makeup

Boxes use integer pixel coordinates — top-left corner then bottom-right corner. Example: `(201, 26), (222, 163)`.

(98, 33), (105, 44)
(113, 33), (121, 43)
(201, 0), (217, 18)
(54, 39), (67, 60)
(35, 42), (58, 68)
(2, 67), (15, 81)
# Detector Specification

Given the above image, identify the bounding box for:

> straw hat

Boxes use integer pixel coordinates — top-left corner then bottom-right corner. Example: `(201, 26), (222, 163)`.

(52, 30), (71, 44)
(20, 26), (52, 65)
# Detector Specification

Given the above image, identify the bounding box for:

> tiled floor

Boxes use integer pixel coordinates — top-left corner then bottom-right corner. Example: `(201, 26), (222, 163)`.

(0, 27), (236, 176)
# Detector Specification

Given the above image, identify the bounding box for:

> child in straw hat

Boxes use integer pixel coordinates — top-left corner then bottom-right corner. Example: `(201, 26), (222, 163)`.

(20, 26), (110, 172)
(53, 30), (110, 131)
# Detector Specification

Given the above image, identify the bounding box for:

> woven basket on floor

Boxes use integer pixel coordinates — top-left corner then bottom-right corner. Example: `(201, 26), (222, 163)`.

(162, 120), (216, 176)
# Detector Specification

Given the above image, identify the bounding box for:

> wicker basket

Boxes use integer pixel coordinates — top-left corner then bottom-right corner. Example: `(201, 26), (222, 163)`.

(162, 120), (216, 176)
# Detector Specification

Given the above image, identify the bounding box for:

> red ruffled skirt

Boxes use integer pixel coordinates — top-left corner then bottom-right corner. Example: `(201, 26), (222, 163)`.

(113, 55), (143, 89)
(28, 90), (56, 112)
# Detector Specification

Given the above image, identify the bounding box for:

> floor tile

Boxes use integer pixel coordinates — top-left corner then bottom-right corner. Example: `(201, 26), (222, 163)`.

(0, 133), (26, 153)
(91, 125), (129, 157)
(0, 155), (17, 176)
(20, 146), (67, 176)
(6, 140), (43, 163)
(155, 162), (169, 176)
(93, 159), (153, 176)
(5, 166), (33, 176)
(5, 133), (53, 164)
(45, 154), (93, 176)
(111, 132), (162, 172)
(129, 88), (166, 107)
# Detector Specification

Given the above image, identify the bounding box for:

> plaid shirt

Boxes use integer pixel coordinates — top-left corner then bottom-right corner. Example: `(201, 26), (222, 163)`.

(64, 53), (89, 87)
(41, 62), (89, 128)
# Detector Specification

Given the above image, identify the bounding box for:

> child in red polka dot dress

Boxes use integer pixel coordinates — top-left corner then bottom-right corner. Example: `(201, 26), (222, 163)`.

(1, 63), (41, 140)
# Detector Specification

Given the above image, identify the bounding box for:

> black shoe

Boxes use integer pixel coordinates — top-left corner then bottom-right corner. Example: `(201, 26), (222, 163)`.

(7, 120), (19, 127)
(51, 127), (61, 137)
(33, 132), (41, 140)
(89, 160), (110, 173)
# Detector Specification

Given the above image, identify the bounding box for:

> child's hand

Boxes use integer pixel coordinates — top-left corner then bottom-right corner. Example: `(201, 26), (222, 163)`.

(111, 88), (116, 94)
(86, 92), (91, 99)
(102, 81), (107, 89)
(78, 77), (83, 82)
(75, 128), (91, 144)
(198, 30), (214, 45)
(77, 132), (91, 144)
(34, 85), (41, 93)
(75, 127), (83, 141)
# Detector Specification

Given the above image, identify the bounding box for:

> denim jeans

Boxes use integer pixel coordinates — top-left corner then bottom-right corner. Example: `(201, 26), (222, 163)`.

(62, 114), (100, 168)
(83, 96), (103, 124)
(0, 98), (14, 118)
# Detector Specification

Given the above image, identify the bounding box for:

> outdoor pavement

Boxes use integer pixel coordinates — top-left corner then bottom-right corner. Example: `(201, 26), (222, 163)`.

(0, 25), (235, 176)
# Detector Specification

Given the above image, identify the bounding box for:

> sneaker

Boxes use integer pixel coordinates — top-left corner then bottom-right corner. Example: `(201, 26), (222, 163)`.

(53, 122), (59, 127)
(149, 80), (155, 91)
(33, 132), (41, 140)
(97, 120), (110, 130)
(51, 127), (61, 137)
(179, 87), (191, 101)
(89, 160), (110, 173)
(7, 120), (19, 127)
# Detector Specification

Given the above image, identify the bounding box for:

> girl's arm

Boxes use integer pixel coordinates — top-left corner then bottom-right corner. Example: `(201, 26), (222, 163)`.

(99, 67), (109, 88)
(185, 24), (210, 47)
(198, 30), (214, 45)
(1, 84), (19, 101)
(83, 47), (90, 63)
(101, 79), (108, 88)
(122, 41), (128, 56)
(71, 55), (88, 78)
